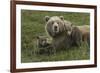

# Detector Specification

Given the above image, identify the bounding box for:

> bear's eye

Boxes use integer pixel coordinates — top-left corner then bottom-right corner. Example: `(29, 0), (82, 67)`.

(57, 22), (60, 24)
(51, 21), (54, 24)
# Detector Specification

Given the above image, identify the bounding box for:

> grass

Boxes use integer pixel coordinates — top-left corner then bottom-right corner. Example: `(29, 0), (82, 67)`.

(21, 10), (90, 63)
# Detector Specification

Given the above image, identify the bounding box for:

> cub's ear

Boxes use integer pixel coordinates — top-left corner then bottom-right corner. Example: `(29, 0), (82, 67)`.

(60, 16), (64, 20)
(45, 16), (50, 22)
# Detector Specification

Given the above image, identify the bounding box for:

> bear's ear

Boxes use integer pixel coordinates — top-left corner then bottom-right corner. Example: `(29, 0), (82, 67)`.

(60, 16), (64, 20)
(45, 16), (50, 22)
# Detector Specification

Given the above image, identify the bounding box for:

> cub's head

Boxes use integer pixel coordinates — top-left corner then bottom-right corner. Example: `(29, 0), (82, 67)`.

(36, 36), (49, 48)
(45, 16), (65, 37)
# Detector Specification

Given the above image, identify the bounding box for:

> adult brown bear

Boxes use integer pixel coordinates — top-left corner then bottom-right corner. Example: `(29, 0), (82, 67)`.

(45, 16), (82, 51)
(45, 16), (90, 49)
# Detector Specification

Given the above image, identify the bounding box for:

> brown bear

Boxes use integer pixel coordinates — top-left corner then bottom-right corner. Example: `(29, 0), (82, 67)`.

(36, 36), (50, 48)
(70, 26), (82, 47)
(45, 16), (89, 51)
(45, 16), (76, 51)
(70, 25), (90, 47)
(77, 25), (90, 46)
(45, 16), (72, 38)
(36, 36), (53, 55)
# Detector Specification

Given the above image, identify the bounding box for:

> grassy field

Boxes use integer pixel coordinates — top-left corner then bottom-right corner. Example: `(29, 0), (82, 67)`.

(21, 10), (90, 63)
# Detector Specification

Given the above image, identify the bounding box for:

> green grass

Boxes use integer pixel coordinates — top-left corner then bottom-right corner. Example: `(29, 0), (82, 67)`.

(21, 10), (90, 63)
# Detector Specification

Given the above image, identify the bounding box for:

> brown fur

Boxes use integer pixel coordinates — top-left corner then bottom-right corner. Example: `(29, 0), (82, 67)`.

(70, 25), (90, 46)
(44, 16), (90, 52)
(45, 16), (73, 50)
(36, 36), (50, 48)
(70, 26), (82, 46)
(45, 16), (72, 38)
(77, 25), (90, 46)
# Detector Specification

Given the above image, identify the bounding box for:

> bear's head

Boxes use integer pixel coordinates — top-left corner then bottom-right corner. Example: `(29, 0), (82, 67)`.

(45, 16), (72, 37)
(36, 36), (49, 48)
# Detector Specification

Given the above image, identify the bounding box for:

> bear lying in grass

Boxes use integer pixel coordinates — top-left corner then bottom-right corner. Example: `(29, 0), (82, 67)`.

(36, 36), (50, 48)
(45, 16), (90, 50)
(76, 25), (90, 46)
(36, 16), (90, 54)
(36, 36), (53, 54)
(45, 16), (82, 52)
(71, 25), (90, 47)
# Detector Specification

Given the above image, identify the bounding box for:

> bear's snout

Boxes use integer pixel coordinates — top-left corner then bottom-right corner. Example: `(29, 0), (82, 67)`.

(53, 22), (59, 33)
(54, 26), (58, 31)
